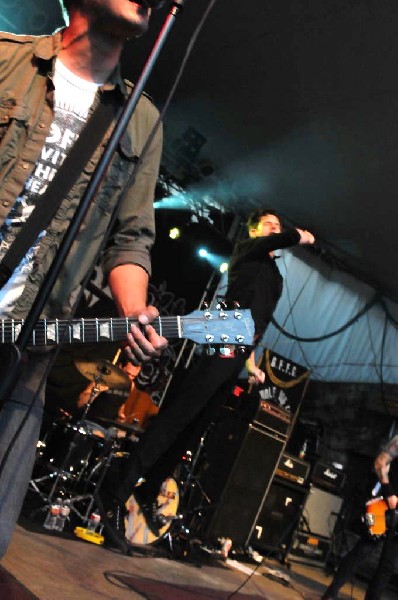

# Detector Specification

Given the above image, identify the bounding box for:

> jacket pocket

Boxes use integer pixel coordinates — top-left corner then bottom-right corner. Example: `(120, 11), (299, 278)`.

(0, 98), (29, 146)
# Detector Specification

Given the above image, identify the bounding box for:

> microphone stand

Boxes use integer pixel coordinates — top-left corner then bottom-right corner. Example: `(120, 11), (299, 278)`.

(0, 0), (187, 406)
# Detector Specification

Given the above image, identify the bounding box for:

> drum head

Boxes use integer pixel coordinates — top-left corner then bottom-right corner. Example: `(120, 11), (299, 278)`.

(125, 478), (179, 545)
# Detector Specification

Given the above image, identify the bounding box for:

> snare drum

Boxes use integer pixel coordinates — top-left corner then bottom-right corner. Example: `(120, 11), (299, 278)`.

(38, 419), (109, 481)
(125, 477), (180, 545)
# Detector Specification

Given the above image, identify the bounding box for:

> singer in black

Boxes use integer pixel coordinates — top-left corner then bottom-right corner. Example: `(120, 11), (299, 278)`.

(104, 208), (315, 539)
(0, 0), (168, 558)
(322, 434), (398, 600)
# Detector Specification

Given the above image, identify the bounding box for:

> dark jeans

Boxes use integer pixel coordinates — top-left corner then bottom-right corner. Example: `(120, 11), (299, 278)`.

(325, 528), (398, 599)
(0, 354), (52, 558)
(114, 351), (247, 502)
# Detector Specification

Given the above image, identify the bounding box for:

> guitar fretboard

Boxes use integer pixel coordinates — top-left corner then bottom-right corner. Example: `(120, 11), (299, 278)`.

(0, 317), (181, 346)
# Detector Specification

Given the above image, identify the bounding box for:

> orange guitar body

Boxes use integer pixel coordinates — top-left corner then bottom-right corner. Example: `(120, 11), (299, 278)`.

(364, 497), (388, 538)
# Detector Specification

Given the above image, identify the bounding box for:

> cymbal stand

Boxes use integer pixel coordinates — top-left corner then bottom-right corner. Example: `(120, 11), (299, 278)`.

(164, 425), (213, 557)
(179, 425), (212, 509)
(44, 375), (103, 500)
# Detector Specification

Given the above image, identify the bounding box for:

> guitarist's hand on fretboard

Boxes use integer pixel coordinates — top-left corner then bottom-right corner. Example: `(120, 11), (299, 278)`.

(125, 306), (168, 366)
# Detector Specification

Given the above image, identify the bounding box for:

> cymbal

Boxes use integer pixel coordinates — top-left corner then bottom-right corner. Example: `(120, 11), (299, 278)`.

(74, 359), (131, 391)
(96, 417), (144, 434)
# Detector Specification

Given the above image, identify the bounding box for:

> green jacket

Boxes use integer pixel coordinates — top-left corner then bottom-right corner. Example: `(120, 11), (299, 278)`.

(0, 32), (163, 319)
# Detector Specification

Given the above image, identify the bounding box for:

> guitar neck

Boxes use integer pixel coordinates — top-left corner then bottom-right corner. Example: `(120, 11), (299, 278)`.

(0, 309), (255, 347)
(0, 317), (178, 347)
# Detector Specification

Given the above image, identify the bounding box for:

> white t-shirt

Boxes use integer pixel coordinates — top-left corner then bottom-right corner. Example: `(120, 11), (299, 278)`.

(0, 60), (103, 317)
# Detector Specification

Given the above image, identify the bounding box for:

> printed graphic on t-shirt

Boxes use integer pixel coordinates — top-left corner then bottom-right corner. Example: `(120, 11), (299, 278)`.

(0, 76), (96, 316)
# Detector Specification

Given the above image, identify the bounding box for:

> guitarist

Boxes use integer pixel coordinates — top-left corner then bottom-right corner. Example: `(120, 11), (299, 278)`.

(322, 435), (398, 600)
(0, 0), (168, 558)
(102, 208), (315, 539)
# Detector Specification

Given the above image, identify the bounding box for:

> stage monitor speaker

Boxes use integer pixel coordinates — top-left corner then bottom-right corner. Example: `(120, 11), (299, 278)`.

(200, 408), (285, 546)
(302, 486), (343, 539)
(249, 477), (309, 553)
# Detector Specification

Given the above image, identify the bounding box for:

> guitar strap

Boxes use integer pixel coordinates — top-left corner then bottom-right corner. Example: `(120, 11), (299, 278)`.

(0, 90), (123, 289)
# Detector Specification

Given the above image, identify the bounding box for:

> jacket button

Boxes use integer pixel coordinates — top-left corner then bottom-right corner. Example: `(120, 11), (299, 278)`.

(22, 163), (29, 170)
(2, 201), (9, 207)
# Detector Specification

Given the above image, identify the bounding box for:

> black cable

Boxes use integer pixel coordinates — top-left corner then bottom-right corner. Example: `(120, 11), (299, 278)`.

(271, 293), (379, 343)
(275, 253), (315, 371)
(226, 557), (264, 600)
(226, 501), (307, 599)
(378, 311), (390, 416)
(380, 298), (398, 329)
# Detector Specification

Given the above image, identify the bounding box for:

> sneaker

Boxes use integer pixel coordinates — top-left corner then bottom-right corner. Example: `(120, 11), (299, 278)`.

(94, 493), (132, 555)
(133, 487), (163, 537)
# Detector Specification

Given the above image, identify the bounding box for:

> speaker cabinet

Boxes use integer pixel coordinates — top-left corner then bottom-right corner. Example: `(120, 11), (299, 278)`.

(200, 408), (286, 546)
(250, 477), (309, 552)
(302, 486), (343, 538)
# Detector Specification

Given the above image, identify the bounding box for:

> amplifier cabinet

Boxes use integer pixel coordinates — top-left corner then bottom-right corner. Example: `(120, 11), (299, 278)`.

(311, 462), (346, 493)
(249, 477), (309, 553)
(287, 531), (332, 567)
(253, 401), (291, 437)
(302, 486), (343, 539)
(276, 452), (310, 485)
(201, 413), (286, 546)
(227, 391), (291, 437)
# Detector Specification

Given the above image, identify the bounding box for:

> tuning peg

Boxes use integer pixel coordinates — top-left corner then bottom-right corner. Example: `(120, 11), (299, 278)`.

(235, 335), (245, 343)
(204, 310), (213, 320)
(233, 301), (241, 308)
(202, 301), (209, 310)
(219, 346), (232, 357)
(216, 297), (227, 310)
(205, 334), (215, 343)
(219, 310), (228, 320)
(220, 334), (230, 343)
(206, 346), (216, 356)
(237, 345), (248, 354)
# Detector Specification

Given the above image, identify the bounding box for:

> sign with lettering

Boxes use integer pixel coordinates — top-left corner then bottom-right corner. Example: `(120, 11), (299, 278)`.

(256, 348), (310, 414)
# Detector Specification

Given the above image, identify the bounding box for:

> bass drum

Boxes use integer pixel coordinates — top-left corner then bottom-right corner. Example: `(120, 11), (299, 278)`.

(124, 477), (179, 545)
(37, 419), (109, 481)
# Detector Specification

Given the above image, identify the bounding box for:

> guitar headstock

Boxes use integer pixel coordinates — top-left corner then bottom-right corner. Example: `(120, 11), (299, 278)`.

(181, 308), (254, 346)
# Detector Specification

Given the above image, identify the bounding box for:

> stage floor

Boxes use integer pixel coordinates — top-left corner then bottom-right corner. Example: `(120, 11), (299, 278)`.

(2, 520), (396, 600)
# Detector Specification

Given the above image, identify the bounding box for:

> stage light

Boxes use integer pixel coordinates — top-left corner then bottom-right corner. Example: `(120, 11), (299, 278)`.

(198, 248), (208, 258)
(169, 227), (181, 240)
(219, 262), (229, 274)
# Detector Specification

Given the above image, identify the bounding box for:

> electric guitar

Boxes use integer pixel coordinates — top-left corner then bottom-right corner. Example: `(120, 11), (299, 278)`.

(0, 308), (254, 348)
(364, 495), (398, 539)
(364, 496), (388, 539)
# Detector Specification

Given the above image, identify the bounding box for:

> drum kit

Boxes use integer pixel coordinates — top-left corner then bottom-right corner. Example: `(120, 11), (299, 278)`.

(29, 358), (144, 537)
(28, 357), (211, 552)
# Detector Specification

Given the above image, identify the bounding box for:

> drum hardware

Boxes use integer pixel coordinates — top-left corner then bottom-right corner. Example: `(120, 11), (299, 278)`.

(95, 417), (145, 436)
(122, 424), (215, 551)
(29, 429), (122, 526)
(74, 358), (131, 391)
(155, 424), (215, 558)
(177, 423), (214, 509)
(28, 366), (133, 531)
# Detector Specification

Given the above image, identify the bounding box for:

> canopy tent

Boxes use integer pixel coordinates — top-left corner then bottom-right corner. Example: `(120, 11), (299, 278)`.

(218, 246), (398, 384)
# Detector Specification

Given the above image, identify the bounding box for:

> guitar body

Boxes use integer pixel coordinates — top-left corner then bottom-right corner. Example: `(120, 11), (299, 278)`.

(364, 496), (388, 538)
